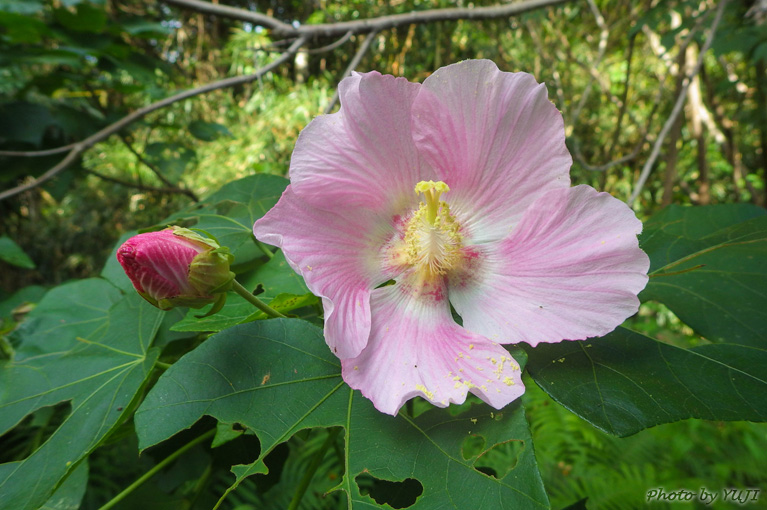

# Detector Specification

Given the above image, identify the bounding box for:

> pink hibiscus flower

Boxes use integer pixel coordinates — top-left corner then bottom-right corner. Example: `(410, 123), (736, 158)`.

(254, 60), (649, 415)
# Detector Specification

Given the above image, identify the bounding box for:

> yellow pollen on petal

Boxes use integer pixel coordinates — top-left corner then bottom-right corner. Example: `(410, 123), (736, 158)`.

(416, 384), (434, 400)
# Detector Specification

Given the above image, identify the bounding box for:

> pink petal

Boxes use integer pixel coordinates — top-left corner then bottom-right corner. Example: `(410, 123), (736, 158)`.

(341, 270), (525, 415)
(254, 186), (391, 359)
(290, 71), (431, 214)
(448, 185), (650, 347)
(412, 60), (571, 244)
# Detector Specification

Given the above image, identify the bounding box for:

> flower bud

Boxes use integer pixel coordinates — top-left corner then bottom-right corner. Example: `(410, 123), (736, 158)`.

(116, 227), (234, 311)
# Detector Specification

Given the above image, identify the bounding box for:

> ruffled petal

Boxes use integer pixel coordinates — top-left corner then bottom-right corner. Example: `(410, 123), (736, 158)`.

(448, 185), (649, 347)
(341, 270), (525, 415)
(290, 71), (431, 214)
(412, 59), (571, 244)
(254, 187), (391, 358)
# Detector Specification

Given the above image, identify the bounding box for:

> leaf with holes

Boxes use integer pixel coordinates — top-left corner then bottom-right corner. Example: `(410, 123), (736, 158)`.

(640, 204), (767, 347)
(0, 283), (163, 509)
(160, 174), (288, 266)
(135, 319), (548, 509)
(524, 327), (767, 437)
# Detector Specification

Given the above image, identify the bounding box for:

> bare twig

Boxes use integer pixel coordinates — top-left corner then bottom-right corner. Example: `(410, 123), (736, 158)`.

(627, 0), (727, 207)
(251, 31), (352, 55)
(119, 134), (200, 202)
(306, 31), (353, 54)
(163, 0), (293, 33)
(83, 168), (195, 196)
(324, 30), (380, 114)
(0, 38), (307, 202)
(164, 0), (571, 38)
(0, 144), (79, 157)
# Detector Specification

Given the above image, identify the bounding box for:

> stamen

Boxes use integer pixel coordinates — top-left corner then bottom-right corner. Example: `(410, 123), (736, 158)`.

(415, 180), (450, 225)
(402, 181), (462, 276)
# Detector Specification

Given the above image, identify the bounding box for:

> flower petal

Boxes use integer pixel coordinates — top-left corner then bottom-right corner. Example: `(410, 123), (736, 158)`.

(412, 59), (571, 243)
(254, 187), (390, 358)
(290, 71), (430, 214)
(341, 271), (525, 415)
(448, 185), (650, 347)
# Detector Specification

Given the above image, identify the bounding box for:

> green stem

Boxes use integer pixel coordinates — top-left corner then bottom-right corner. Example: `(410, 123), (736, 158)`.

(98, 429), (215, 510)
(255, 240), (275, 259)
(232, 279), (287, 318)
(155, 361), (173, 370)
(287, 428), (342, 510)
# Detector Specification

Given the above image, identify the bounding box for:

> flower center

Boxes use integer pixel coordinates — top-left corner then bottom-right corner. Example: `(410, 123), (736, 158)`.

(404, 181), (463, 276)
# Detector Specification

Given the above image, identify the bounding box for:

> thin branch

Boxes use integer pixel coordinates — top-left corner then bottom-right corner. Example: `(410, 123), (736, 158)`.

(306, 31), (353, 54)
(7, 0), (572, 160)
(0, 144), (78, 157)
(82, 168), (196, 196)
(165, 0), (571, 38)
(0, 38), (307, 202)
(627, 0), (727, 206)
(163, 0), (293, 33)
(251, 31), (352, 54)
(324, 30), (380, 114)
(119, 134), (199, 202)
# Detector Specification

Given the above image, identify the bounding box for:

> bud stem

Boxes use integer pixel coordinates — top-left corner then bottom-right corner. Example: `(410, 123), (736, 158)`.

(232, 280), (288, 318)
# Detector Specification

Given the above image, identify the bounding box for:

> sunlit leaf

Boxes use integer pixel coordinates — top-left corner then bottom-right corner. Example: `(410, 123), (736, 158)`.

(525, 327), (767, 437)
(188, 120), (232, 141)
(136, 319), (548, 509)
(640, 204), (767, 347)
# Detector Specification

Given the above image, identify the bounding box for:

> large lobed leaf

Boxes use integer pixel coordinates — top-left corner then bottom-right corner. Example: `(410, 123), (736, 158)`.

(171, 250), (315, 332)
(135, 319), (548, 509)
(0, 279), (163, 509)
(639, 203), (767, 346)
(525, 327), (767, 437)
(160, 173), (288, 265)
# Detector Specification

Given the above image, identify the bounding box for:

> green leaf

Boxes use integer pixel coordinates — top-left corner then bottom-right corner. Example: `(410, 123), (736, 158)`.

(135, 319), (548, 509)
(170, 250), (312, 332)
(188, 120), (232, 142)
(0, 11), (48, 43)
(40, 460), (88, 510)
(160, 174), (288, 265)
(0, 235), (35, 269)
(0, 287), (163, 509)
(144, 142), (197, 183)
(524, 327), (767, 437)
(0, 101), (57, 146)
(9, 278), (121, 358)
(0, 284), (46, 318)
(53, 2), (106, 33)
(121, 19), (172, 36)
(640, 204), (767, 347)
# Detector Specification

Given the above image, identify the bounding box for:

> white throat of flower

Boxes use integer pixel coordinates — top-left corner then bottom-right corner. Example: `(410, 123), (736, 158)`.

(404, 181), (463, 277)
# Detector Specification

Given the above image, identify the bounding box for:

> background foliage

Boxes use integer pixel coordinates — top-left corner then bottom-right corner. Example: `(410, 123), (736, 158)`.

(1, 0), (766, 509)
